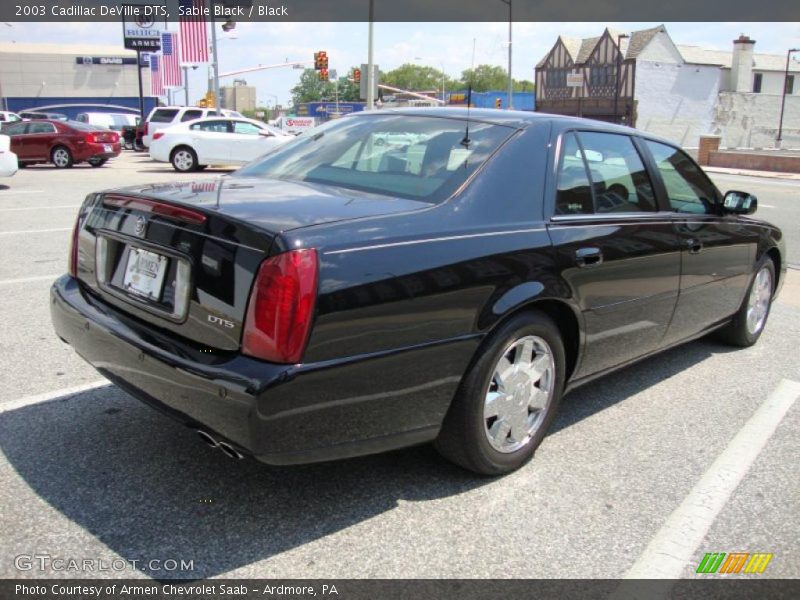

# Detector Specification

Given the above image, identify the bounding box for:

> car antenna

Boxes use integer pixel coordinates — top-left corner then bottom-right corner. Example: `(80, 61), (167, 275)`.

(461, 38), (477, 148)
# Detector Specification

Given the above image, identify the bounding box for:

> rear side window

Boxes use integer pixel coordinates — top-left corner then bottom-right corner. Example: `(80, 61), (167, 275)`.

(555, 131), (656, 216)
(645, 141), (719, 214)
(578, 132), (656, 213)
(150, 109), (179, 123)
(3, 122), (28, 135)
(28, 122), (56, 134)
(190, 120), (232, 133)
(181, 109), (204, 122)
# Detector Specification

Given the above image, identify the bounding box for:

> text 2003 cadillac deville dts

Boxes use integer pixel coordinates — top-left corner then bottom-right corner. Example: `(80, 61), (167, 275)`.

(51, 109), (785, 475)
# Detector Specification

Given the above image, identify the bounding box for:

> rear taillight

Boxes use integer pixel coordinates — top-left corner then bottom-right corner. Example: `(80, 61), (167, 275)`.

(242, 249), (318, 364)
(152, 132), (164, 141)
(68, 196), (93, 277)
(143, 122), (149, 136)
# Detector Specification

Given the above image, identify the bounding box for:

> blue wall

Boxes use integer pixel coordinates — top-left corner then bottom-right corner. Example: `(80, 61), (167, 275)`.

(447, 91), (535, 111)
(4, 96), (158, 119)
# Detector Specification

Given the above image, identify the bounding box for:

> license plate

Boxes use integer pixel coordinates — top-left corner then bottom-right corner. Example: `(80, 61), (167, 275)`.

(123, 248), (168, 301)
(103, 144), (113, 152)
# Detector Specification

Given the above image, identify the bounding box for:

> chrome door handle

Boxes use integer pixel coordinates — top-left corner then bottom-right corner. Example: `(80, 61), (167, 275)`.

(575, 247), (603, 267)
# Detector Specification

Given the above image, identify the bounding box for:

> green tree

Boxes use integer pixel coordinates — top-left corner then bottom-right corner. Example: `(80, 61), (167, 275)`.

(382, 63), (458, 93)
(454, 64), (535, 93)
(291, 68), (364, 107)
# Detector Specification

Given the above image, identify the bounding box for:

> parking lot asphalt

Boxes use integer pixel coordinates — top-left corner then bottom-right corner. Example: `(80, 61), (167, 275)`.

(0, 152), (797, 580)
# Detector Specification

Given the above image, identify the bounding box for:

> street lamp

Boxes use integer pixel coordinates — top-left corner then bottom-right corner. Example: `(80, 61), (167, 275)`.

(776, 48), (799, 146)
(614, 33), (630, 124)
(499, 0), (512, 109)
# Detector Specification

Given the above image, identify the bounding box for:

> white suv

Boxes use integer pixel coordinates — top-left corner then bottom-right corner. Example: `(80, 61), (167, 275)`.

(141, 106), (241, 148)
(0, 111), (22, 125)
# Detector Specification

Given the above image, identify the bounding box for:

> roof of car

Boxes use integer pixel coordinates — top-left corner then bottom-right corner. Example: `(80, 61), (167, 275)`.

(360, 107), (639, 133)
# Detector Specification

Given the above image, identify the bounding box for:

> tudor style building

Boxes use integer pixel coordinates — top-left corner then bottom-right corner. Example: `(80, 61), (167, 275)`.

(535, 26), (661, 125)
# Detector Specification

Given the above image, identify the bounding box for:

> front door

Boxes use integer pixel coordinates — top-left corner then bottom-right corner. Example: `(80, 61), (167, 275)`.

(24, 121), (58, 160)
(547, 130), (682, 378)
(642, 141), (756, 345)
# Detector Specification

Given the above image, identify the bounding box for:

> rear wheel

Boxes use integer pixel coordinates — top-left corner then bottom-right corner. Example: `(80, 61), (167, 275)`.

(51, 146), (73, 169)
(133, 139), (145, 152)
(435, 311), (566, 475)
(171, 146), (198, 172)
(716, 257), (775, 347)
(88, 158), (108, 168)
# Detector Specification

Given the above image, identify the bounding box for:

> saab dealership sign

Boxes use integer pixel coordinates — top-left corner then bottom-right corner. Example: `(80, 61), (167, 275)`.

(76, 56), (145, 66)
(122, 3), (167, 51)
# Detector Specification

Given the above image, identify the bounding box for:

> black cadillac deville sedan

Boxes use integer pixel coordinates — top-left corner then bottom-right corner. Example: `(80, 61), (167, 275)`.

(51, 108), (785, 475)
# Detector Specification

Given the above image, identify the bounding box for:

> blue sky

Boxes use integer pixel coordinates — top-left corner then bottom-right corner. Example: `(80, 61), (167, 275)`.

(1, 21), (798, 106)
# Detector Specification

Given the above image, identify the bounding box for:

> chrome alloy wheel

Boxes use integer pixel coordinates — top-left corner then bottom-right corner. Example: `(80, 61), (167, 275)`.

(52, 148), (70, 167)
(173, 149), (195, 171)
(484, 335), (555, 453)
(746, 266), (772, 335)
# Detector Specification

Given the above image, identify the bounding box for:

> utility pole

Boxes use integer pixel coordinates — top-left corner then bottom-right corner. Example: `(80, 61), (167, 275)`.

(209, 4), (221, 110)
(777, 48), (799, 146)
(614, 33), (630, 124)
(366, 0), (375, 111)
(183, 66), (189, 105)
(136, 50), (145, 117)
(500, 0), (513, 109)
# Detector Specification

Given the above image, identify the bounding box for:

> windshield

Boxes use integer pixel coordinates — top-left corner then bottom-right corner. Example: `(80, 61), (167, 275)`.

(234, 114), (516, 203)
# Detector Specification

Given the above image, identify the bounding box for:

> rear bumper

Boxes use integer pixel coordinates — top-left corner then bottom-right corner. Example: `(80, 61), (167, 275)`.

(77, 142), (121, 161)
(50, 276), (473, 465)
(0, 152), (17, 177)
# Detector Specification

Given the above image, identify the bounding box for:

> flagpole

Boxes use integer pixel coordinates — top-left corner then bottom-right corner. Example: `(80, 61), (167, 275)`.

(209, 0), (221, 109)
(136, 50), (145, 118)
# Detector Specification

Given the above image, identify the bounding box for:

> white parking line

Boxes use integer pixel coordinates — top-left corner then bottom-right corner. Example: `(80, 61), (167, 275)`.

(0, 190), (45, 195)
(759, 204), (775, 208)
(621, 378), (800, 580)
(0, 228), (71, 235)
(0, 274), (60, 286)
(0, 205), (79, 212)
(0, 380), (110, 415)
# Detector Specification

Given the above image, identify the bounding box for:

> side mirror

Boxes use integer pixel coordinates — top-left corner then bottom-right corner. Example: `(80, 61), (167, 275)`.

(723, 190), (757, 215)
(258, 130), (274, 137)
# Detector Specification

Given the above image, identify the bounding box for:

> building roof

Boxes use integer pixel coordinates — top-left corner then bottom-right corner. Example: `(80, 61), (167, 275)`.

(677, 44), (799, 72)
(626, 25), (666, 59)
(0, 42), (137, 57)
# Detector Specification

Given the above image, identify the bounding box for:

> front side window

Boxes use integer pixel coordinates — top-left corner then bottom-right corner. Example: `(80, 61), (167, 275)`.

(577, 132), (656, 213)
(235, 115), (515, 203)
(190, 120), (232, 133)
(233, 121), (263, 135)
(645, 140), (719, 214)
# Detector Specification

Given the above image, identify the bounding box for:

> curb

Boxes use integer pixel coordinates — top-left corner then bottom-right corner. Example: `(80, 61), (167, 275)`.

(703, 167), (800, 181)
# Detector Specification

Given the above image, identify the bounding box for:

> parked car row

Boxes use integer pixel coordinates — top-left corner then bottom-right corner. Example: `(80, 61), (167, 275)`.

(1, 120), (120, 168)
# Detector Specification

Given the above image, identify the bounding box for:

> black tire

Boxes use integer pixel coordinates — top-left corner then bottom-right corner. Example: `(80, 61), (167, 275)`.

(17, 161), (27, 169)
(50, 146), (73, 169)
(196, 165), (208, 171)
(171, 146), (198, 172)
(88, 158), (108, 168)
(435, 310), (566, 475)
(134, 139), (145, 152)
(716, 256), (775, 347)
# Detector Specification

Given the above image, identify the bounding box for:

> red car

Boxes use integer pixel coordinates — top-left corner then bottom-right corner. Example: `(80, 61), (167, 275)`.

(1, 119), (121, 168)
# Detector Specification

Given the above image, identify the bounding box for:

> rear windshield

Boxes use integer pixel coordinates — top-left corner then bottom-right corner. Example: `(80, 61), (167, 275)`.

(150, 109), (179, 123)
(234, 114), (515, 203)
(67, 121), (105, 131)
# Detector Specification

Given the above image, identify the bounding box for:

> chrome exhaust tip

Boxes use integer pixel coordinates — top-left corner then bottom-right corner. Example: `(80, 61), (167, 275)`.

(196, 429), (218, 448)
(218, 441), (244, 460)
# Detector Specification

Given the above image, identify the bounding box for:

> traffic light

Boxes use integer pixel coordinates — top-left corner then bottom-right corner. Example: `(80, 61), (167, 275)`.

(319, 68), (329, 82)
(353, 68), (361, 84)
(314, 51), (328, 71)
(495, 98), (502, 109)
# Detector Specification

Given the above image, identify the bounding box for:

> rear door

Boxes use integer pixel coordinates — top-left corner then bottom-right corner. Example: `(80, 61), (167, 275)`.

(642, 140), (755, 344)
(547, 130), (682, 378)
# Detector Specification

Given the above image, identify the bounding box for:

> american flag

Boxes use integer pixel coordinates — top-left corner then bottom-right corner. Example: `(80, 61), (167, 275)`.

(161, 32), (182, 87)
(179, 0), (209, 64)
(149, 54), (164, 97)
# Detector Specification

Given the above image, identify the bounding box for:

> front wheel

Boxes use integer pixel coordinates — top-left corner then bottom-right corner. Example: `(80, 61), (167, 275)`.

(716, 257), (775, 347)
(435, 311), (566, 475)
(171, 146), (198, 172)
(88, 158), (107, 168)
